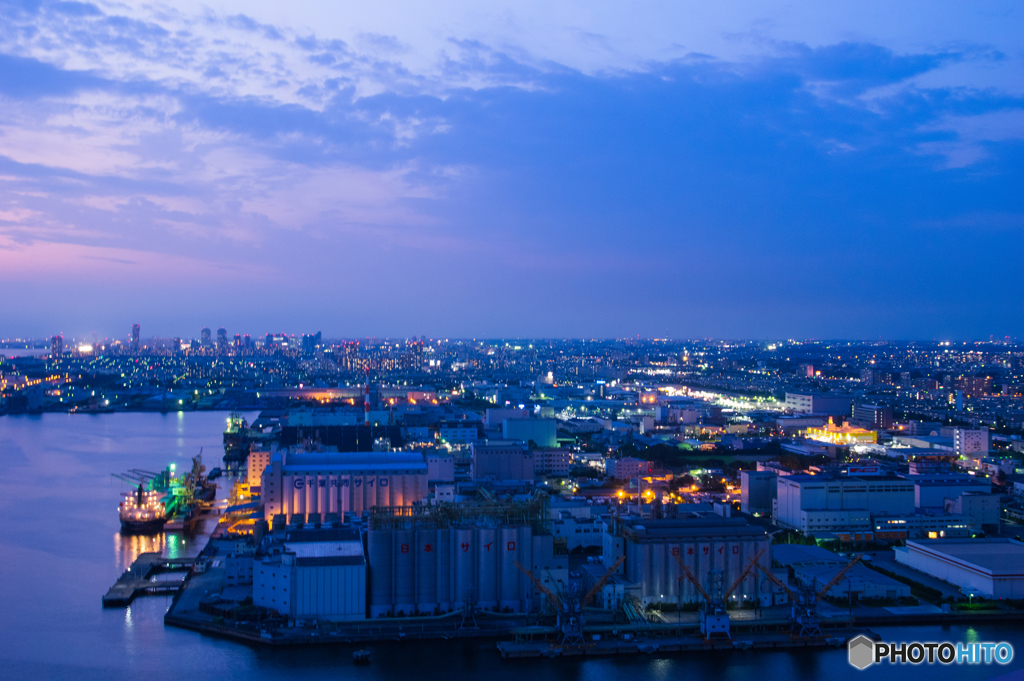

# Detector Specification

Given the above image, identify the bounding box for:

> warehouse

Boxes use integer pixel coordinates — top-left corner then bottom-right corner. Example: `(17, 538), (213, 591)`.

(614, 515), (771, 607)
(772, 544), (909, 601)
(261, 450), (428, 521)
(253, 527), (366, 621)
(895, 539), (1024, 599)
(775, 474), (914, 535)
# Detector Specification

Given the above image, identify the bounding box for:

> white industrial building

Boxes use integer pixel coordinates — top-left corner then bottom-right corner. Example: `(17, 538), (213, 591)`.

(943, 492), (1000, 533)
(784, 393), (853, 414)
(261, 451), (428, 521)
(254, 527), (367, 621)
(775, 474), (914, 536)
(425, 452), (455, 487)
(911, 476), (991, 509)
(740, 470), (777, 515)
(895, 539), (1024, 599)
(551, 514), (604, 551)
(953, 428), (989, 459)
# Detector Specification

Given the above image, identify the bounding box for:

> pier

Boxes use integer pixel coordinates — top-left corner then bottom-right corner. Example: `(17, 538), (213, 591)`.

(102, 553), (194, 607)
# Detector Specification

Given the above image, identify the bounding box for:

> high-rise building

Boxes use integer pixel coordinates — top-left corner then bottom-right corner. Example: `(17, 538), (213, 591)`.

(50, 334), (63, 358)
(201, 327), (212, 347)
(130, 323), (140, 354)
(851, 403), (893, 430)
(172, 338), (182, 354)
(216, 328), (228, 352)
(954, 428), (989, 459)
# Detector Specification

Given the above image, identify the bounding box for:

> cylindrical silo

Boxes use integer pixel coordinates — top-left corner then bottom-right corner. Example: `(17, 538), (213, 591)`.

(651, 543), (665, 602)
(417, 528), (438, 612)
(454, 528), (474, 609)
(305, 476), (314, 517)
(394, 528), (416, 614)
(516, 526), (532, 612)
(436, 528), (452, 609)
(476, 527), (497, 609)
(680, 543), (695, 603)
(499, 527), (519, 609)
(367, 529), (393, 617)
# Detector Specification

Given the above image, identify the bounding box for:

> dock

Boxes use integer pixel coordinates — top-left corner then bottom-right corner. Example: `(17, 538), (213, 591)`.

(497, 631), (851, 658)
(102, 552), (194, 607)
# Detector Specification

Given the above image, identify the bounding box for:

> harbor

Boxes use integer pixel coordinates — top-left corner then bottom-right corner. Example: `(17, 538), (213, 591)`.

(102, 553), (195, 607)
(2, 411), (1024, 681)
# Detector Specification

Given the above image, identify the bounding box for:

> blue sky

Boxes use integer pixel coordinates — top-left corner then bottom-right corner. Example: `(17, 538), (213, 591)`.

(0, 0), (1021, 340)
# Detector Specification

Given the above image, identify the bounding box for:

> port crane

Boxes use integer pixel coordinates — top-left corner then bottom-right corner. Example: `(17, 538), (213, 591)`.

(514, 556), (626, 645)
(671, 548), (766, 639)
(755, 554), (862, 637)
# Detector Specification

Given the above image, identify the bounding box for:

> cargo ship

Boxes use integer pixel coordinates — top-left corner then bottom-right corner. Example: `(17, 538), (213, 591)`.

(114, 453), (216, 534)
(119, 484), (168, 534)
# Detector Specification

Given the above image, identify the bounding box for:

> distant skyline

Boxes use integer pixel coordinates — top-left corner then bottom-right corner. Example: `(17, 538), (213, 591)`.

(4, 330), (1021, 345)
(0, 1), (1021, 339)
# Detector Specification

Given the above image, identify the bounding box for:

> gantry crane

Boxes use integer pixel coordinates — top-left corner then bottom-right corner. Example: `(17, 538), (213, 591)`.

(755, 554), (862, 637)
(514, 556), (626, 645)
(672, 548), (766, 639)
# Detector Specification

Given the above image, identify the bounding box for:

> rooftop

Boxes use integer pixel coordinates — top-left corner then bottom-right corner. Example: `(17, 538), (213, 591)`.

(905, 539), (1024, 576)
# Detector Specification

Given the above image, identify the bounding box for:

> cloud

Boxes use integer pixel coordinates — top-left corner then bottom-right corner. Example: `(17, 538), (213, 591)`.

(0, 0), (1021, 337)
(916, 108), (1024, 167)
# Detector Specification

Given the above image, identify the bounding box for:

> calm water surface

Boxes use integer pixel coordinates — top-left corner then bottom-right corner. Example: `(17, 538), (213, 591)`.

(1, 412), (1023, 681)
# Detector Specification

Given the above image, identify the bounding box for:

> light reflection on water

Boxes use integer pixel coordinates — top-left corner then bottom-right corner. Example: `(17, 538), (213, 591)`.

(1, 412), (1024, 681)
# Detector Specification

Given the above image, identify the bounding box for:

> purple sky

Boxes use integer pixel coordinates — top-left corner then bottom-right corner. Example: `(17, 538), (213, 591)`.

(0, 1), (1022, 340)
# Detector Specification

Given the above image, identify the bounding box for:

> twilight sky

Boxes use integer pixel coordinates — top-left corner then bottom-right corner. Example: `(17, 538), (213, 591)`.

(0, 0), (1021, 341)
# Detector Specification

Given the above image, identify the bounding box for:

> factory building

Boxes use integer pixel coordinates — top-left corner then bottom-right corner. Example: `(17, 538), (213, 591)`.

(772, 544), (910, 600)
(470, 442), (534, 482)
(426, 452), (455, 487)
(895, 539), (1024, 599)
(247, 444), (273, 488)
(551, 515), (604, 551)
(871, 513), (970, 542)
(616, 516), (771, 606)
(608, 456), (652, 480)
(775, 474), (914, 535)
(261, 451), (428, 522)
(253, 527), (367, 621)
(943, 492), (1000, 533)
(533, 448), (574, 476)
(502, 418), (557, 448)
(740, 470), (777, 515)
(784, 392), (853, 415)
(851, 403), (894, 430)
(911, 476), (991, 509)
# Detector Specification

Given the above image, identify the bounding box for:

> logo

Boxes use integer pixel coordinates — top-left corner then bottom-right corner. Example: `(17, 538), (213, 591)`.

(849, 635), (874, 670)
(848, 636), (1013, 670)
